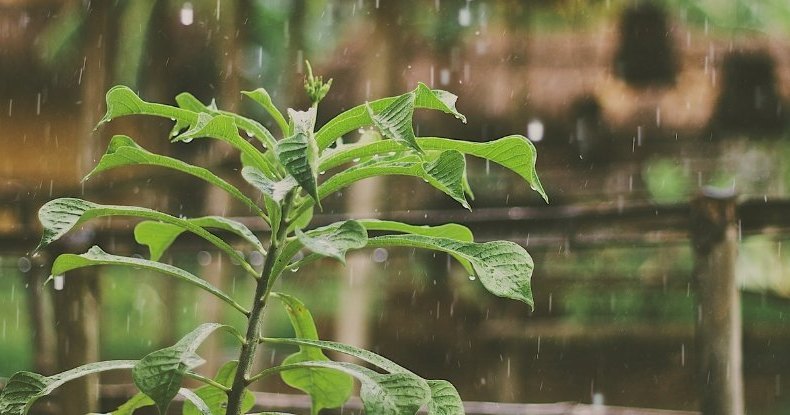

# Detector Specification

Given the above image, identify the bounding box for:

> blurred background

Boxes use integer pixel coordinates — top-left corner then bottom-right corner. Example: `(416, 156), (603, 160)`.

(3, 0), (790, 414)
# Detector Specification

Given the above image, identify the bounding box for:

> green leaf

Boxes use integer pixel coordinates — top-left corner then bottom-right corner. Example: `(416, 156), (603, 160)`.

(103, 392), (153, 415)
(241, 167), (297, 203)
(357, 220), (473, 242)
(368, 235), (534, 309)
(176, 91), (278, 151)
(315, 83), (466, 150)
(271, 293), (353, 415)
(242, 88), (289, 138)
(426, 380), (464, 415)
(175, 112), (277, 178)
(85, 135), (266, 218)
(295, 220), (368, 264)
(273, 221), (367, 277)
(135, 216), (264, 262)
(262, 338), (465, 415)
(423, 150), (470, 210)
(52, 246), (248, 315)
(133, 324), (228, 414)
(99, 86), (276, 178)
(182, 361), (255, 415)
(270, 361), (429, 415)
(100, 85), (194, 126)
(367, 92), (423, 153)
(277, 108), (320, 207)
(114, 0), (156, 89)
(177, 389), (212, 415)
(299, 150), (470, 216)
(36, 198), (256, 278)
(0, 361), (136, 415)
(320, 135), (547, 202)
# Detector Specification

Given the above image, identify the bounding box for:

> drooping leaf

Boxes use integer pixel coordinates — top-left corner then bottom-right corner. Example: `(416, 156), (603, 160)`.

(262, 338), (465, 415)
(357, 220), (473, 242)
(182, 361), (255, 415)
(36, 198), (256, 278)
(272, 220), (367, 277)
(315, 83), (466, 150)
(368, 235), (534, 309)
(100, 85), (194, 126)
(295, 221), (368, 264)
(422, 150), (470, 210)
(51, 246), (248, 315)
(134, 216), (264, 262)
(85, 135), (265, 218)
(242, 88), (289, 138)
(271, 292), (353, 415)
(426, 380), (464, 415)
(0, 361), (136, 415)
(277, 108), (320, 206)
(114, 0), (156, 89)
(271, 361), (430, 415)
(319, 135), (547, 202)
(241, 167), (297, 203)
(176, 91), (278, 151)
(99, 86), (276, 177)
(367, 92), (422, 153)
(296, 150), (470, 217)
(132, 324), (229, 414)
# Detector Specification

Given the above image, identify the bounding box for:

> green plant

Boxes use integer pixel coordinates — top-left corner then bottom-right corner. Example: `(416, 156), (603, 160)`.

(0, 65), (547, 415)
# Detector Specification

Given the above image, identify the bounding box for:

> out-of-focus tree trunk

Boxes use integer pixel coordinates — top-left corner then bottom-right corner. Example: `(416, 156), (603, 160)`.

(333, 0), (402, 358)
(54, 1), (112, 412)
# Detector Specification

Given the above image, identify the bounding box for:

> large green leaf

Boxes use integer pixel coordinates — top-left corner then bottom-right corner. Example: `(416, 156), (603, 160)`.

(241, 167), (297, 203)
(277, 108), (320, 207)
(272, 221), (367, 277)
(182, 361), (255, 415)
(264, 361), (429, 415)
(36, 198), (257, 278)
(134, 216), (264, 262)
(320, 135), (547, 202)
(132, 324), (231, 414)
(292, 150), (469, 219)
(261, 338), (464, 415)
(295, 220), (367, 264)
(368, 235), (534, 309)
(271, 292), (353, 415)
(85, 135), (266, 218)
(175, 112), (277, 178)
(242, 88), (289, 138)
(315, 83), (465, 150)
(0, 361), (136, 415)
(99, 86), (276, 178)
(176, 91), (278, 151)
(52, 246), (248, 315)
(426, 380), (464, 415)
(367, 92), (422, 153)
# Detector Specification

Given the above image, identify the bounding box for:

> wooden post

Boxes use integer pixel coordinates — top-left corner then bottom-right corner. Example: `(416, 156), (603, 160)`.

(690, 189), (744, 415)
(28, 252), (57, 375)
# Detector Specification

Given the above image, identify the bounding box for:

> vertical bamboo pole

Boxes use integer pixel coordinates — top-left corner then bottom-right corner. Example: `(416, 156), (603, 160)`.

(691, 189), (744, 415)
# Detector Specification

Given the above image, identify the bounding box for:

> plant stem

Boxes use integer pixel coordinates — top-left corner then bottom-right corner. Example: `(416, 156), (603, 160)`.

(225, 195), (294, 415)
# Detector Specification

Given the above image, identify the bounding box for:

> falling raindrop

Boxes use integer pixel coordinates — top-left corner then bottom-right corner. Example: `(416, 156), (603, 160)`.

(249, 251), (264, 267)
(527, 119), (544, 142)
(458, 7), (471, 27)
(53, 275), (65, 291)
(372, 248), (388, 263)
(17, 257), (31, 273)
(180, 2), (194, 26)
(197, 251), (212, 266)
